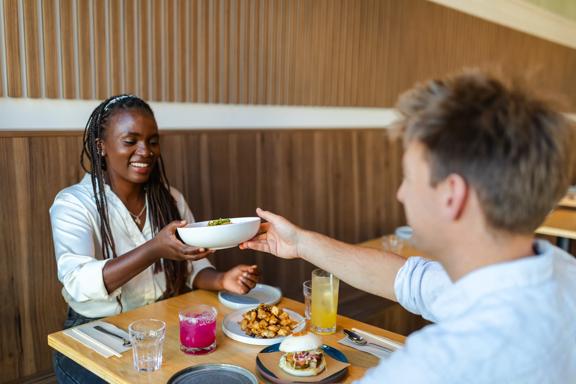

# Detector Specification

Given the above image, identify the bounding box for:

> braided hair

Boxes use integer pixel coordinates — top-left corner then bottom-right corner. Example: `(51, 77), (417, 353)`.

(81, 94), (189, 300)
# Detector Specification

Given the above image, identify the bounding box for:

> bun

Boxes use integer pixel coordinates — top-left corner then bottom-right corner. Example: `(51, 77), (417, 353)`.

(278, 333), (325, 377)
(279, 355), (326, 377)
(279, 333), (322, 353)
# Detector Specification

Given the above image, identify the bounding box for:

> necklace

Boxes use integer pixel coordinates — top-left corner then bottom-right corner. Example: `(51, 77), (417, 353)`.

(129, 202), (146, 226)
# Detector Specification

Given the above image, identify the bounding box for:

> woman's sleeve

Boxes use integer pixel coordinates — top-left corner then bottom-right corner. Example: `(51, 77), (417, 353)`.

(172, 190), (215, 288)
(49, 194), (121, 302)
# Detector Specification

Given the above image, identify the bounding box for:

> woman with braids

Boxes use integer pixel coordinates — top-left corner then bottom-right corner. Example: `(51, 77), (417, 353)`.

(49, 94), (259, 383)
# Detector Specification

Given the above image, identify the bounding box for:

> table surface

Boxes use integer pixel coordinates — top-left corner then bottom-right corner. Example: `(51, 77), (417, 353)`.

(536, 207), (576, 240)
(558, 196), (576, 209)
(359, 237), (427, 259)
(48, 290), (406, 383)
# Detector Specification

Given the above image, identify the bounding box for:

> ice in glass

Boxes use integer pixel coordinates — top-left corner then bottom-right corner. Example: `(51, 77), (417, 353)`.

(179, 305), (217, 355)
(310, 269), (339, 334)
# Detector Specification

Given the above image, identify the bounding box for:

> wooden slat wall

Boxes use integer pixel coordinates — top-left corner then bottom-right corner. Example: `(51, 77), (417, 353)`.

(0, 129), (406, 383)
(1, 0), (576, 108)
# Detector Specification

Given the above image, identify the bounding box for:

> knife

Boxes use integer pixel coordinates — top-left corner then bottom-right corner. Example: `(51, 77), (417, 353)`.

(94, 325), (132, 347)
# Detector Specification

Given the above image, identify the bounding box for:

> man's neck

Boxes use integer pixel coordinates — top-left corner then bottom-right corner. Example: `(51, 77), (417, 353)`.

(440, 231), (535, 282)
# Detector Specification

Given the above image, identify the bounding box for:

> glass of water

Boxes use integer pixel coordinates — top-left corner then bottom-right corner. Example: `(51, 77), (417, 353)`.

(381, 234), (404, 254)
(128, 319), (166, 372)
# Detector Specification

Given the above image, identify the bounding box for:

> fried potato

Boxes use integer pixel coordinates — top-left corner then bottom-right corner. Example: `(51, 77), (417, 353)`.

(237, 304), (300, 338)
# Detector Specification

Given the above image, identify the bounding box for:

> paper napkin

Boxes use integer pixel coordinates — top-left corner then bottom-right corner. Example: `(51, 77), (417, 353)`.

(63, 321), (131, 358)
(338, 336), (391, 359)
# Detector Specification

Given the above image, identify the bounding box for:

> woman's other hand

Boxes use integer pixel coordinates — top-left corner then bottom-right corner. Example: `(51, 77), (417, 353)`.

(220, 264), (260, 294)
(152, 220), (214, 261)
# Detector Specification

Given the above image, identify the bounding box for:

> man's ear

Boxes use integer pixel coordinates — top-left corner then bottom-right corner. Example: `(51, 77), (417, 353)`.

(440, 173), (468, 221)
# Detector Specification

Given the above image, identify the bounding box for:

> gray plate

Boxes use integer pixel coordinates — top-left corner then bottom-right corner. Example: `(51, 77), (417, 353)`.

(168, 364), (258, 384)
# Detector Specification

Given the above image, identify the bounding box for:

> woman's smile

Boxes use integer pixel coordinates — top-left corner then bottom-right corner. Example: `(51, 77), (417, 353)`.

(129, 160), (154, 174)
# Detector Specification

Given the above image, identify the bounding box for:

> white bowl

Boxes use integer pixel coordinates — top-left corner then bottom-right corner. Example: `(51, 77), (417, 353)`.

(177, 217), (261, 250)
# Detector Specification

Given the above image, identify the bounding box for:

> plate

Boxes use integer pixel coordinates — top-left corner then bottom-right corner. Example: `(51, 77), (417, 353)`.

(168, 363), (258, 384)
(222, 307), (305, 346)
(218, 284), (282, 309)
(176, 217), (260, 250)
(256, 344), (349, 384)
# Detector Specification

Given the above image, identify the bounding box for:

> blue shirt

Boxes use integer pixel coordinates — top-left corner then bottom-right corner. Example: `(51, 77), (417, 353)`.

(359, 240), (576, 383)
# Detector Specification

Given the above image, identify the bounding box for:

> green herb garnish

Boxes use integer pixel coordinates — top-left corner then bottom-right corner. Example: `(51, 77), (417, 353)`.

(208, 218), (232, 226)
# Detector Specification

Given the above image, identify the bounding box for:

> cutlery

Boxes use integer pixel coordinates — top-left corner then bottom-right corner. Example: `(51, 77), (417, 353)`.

(351, 327), (403, 350)
(343, 329), (393, 352)
(94, 325), (132, 347)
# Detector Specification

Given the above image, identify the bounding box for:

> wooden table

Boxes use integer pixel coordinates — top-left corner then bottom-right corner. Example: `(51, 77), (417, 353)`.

(558, 196), (576, 209)
(536, 208), (576, 251)
(359, 237), (427, 259)
(48, 290), (405, 383)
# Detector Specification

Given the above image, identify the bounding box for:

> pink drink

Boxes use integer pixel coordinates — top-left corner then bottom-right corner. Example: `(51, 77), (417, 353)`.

(179, 305), (217, 355)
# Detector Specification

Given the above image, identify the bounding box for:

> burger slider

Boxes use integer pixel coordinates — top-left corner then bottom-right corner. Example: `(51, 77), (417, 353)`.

(279, 332), (326, 377)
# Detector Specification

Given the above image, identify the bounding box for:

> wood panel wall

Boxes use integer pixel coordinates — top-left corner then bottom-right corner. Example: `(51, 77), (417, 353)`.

(0, 129), (406, 383)
(1, 0), (576, 109)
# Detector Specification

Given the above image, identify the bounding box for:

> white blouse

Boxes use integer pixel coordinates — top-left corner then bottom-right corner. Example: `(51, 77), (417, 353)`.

(50, 174), (213, 318)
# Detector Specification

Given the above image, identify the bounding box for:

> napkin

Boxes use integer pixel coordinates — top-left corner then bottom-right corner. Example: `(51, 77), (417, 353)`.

(63, 321), (131, 358)
(258, 350), (350, 382)
(338, 337), (391, 359)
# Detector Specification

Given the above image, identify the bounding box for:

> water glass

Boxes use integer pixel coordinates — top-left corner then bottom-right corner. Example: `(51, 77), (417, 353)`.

(128, 319), (166, 372)
(303, 280), (312, 320)
(310, 269), (339, 335)
(179, 305), (217, 355)
(382, 234), (404, 254)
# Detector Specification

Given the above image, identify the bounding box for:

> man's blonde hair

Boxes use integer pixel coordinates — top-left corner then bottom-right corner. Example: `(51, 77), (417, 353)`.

(397, 70), (575, 233)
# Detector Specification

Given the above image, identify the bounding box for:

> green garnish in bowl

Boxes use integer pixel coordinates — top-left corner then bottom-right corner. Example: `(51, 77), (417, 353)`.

(208, 218), (232, 226)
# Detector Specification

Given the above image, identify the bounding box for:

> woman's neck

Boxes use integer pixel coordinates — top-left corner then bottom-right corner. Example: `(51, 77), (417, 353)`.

(106, 174), (145, 207)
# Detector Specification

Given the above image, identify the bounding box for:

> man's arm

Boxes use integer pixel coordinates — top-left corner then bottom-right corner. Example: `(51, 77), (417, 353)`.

(241, 208), (406, 301)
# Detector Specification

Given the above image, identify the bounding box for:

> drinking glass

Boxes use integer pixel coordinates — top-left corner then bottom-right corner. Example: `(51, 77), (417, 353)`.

(382, 234), (404, 254)
(303, 280), (312, 320)
(128, 319), (166, 372)
(179, 305), (217, 355)
(310, 269), (339, 335)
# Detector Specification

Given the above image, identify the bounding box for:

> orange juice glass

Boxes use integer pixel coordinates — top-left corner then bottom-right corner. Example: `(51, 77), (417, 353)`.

(310, 269), (339, 334)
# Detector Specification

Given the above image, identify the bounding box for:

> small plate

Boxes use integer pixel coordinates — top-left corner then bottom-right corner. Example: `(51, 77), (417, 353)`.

(219, 284), (282, 309)
(256, 344), (349, 384)
(168, 363), (258, 384)
(222, 307), (305, 346)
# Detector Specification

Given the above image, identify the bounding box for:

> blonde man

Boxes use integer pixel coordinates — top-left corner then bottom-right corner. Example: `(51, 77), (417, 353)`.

(241, 71), (576, 383)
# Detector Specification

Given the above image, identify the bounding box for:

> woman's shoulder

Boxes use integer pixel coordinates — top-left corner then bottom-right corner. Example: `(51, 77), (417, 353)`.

(52, 174), (96, 207)
(168, 186), (185, 203)
(167, 186), (195, 222)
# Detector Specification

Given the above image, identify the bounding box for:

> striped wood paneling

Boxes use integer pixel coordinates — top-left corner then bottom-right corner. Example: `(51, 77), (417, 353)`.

(60, 0), (75, 98)
(0, 129), (405, 382)
(76, 0), (92, 99)
(42, 0), (59, 98)
(2, 0), (576, 108)
(3, 0), (21, 96)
